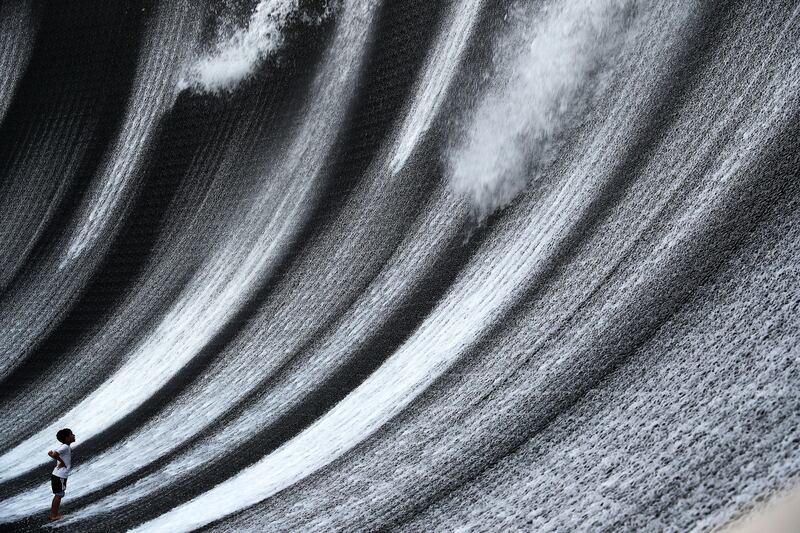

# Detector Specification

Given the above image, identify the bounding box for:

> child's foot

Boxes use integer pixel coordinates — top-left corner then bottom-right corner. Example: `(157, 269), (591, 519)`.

(49, 514), (64, 521)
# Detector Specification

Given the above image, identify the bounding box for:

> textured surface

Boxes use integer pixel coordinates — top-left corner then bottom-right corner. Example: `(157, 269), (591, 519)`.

(0, 0), (798, 531)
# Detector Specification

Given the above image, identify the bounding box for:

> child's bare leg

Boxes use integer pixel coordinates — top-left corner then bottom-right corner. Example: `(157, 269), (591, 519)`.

(49, 495), (63, 520)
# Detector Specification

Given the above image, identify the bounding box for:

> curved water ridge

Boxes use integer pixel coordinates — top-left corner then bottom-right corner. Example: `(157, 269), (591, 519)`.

(0, 1), (798, 531)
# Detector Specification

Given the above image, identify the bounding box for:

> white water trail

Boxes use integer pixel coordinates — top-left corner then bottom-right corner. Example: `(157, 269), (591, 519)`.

(61, 1), (200, 267)
(0, 1), (36, 124)
(389, 0), (483, 175)
(449, 0), (640, 221)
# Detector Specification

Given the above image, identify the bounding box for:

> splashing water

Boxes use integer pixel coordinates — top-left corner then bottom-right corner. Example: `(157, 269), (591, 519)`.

(178, 0), (335, 93)
(449, 0), (640, 221)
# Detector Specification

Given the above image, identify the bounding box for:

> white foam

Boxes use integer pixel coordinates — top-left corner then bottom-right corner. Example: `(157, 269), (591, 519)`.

(178, 0), (334, 93)
(449, 0), (640, 221)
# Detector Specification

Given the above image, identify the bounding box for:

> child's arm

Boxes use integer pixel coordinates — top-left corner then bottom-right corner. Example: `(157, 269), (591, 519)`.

(48, 450), (67, 469)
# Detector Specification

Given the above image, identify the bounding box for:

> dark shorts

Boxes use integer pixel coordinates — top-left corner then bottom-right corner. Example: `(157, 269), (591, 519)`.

(51, 475), (67, 497)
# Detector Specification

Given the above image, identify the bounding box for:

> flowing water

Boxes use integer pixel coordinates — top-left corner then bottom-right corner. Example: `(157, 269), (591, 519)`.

(0, 0), (798, 531)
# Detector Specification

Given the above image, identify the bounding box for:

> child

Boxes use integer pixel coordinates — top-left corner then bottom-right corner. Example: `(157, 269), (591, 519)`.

(47, 428), (76, 521)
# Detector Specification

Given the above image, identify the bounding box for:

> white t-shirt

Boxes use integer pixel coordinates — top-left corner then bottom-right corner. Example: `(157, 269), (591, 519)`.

(51, 443), (72, 478)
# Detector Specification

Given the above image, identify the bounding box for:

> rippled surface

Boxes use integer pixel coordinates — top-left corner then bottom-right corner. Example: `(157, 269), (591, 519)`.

(0, 1), (798, 531)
